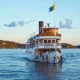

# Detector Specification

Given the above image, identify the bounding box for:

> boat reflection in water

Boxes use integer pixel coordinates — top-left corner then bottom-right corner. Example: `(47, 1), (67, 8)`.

(34, 62), (62, 80)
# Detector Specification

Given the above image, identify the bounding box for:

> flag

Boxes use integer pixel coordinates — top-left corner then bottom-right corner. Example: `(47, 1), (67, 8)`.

(49, 3), (55, 12)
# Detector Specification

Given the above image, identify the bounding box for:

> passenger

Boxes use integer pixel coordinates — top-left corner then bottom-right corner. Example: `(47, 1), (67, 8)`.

(56, 49), (62, 62)
(41, 51), (45, 62)
(53, 49), (56, 63)
(58, 49), (62, 61)
(40, 51), (42, 56)
(45, 50), (49, 63)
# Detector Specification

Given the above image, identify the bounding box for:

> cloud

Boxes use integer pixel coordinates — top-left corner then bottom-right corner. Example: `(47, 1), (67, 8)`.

(18, 20), (25, 27)
(4, 21), (17, 27)
(25, 20), (35, 24)
(59, 19), (73, 29)
(18, 20), (35, 27)
(4, 20), (35, 27)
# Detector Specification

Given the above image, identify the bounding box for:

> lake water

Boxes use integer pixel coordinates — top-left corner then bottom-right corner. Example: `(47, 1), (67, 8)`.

(0, 49), (80, 80)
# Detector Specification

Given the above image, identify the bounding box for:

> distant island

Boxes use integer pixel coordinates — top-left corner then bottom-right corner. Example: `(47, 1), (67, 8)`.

(0, 40), (79, 49)
(0, 40), (25, 48)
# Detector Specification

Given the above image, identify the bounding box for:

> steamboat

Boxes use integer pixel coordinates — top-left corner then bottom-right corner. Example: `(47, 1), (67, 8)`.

(25, 21), (62, 63)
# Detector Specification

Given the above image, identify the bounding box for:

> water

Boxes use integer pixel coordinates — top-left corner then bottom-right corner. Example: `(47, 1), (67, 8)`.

(0, 49), (80, 80)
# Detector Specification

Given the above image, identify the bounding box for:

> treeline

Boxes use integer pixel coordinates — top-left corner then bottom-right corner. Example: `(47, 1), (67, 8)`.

(62, 43), (80, 48)
(75, 45), (80, 48)
(0, 40), (79, 49)
(62, 43), (75, 48)
(0, 40), (25, 48)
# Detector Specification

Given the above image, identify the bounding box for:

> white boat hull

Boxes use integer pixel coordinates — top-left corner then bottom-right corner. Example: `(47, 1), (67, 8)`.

(25, 51), (60, 63)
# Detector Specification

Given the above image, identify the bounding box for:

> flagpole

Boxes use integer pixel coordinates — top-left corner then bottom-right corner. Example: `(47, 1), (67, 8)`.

(54, 2), (55, 27)
(54, 2), (56, 50)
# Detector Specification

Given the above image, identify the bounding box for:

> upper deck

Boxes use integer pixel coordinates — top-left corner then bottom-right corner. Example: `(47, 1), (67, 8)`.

(35, 27), (61, 39)
(27, 21), (61, 42)
(26, 21), (62, 49)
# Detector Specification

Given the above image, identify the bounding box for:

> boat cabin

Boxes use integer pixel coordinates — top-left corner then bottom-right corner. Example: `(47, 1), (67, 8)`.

(26, 21), (61, 54)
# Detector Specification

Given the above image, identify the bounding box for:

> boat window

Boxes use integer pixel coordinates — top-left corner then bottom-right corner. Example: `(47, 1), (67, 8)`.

(44, 40), (47, 43)
(47, 29), (49, 32)
(52, 40), (55, 43)
(44, 30), (46, 32)
(48, 40), (51, 43)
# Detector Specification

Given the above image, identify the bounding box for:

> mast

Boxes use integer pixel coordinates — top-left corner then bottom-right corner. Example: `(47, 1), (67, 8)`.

(53, 2), (56, 49)
(49, 2), (57, 49)
(54, 2), (55, 27)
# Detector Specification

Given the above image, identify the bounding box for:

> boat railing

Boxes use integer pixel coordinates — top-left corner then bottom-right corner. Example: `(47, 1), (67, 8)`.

(35, 43), (61, 47)
(36, 33), (61, 37)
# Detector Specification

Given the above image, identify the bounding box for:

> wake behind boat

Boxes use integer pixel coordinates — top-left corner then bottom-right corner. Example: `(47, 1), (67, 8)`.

(25, 21), (62, 63)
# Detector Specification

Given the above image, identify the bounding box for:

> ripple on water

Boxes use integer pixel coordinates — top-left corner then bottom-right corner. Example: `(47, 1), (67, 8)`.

(0, 49), (80, 80)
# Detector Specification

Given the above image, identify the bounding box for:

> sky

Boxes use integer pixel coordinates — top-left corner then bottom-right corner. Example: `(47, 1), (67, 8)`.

(0, 0), (80, 45)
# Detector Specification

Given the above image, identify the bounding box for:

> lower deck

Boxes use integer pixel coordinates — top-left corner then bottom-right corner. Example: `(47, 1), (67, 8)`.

(25, 48), (62, 63)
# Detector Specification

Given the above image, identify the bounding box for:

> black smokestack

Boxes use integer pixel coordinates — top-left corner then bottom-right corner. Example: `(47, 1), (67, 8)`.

(39, 21), (44, 33)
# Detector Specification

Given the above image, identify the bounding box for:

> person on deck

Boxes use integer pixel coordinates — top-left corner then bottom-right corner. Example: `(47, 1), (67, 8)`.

(58, 49), (62, 61)
(41, 51), (45, 62)
(52, 49), (56, 63)
(55, 49), (62, 63)
(45, 50), (49, 63)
